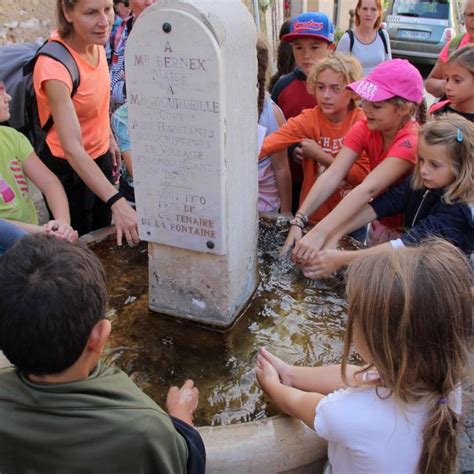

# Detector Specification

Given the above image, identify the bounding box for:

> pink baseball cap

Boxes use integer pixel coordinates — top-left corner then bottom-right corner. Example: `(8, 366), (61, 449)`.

(347, 59), (423, 104)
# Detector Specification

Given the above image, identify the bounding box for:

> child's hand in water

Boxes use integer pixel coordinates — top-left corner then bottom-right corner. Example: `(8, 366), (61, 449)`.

(258, 347), (293, 386)
(280, 224), (303, 256)
(256, 350), (281, 392)
(166, 379), (199, 426)
(302, 250), (346, 279)
(292, 228), (327, 266)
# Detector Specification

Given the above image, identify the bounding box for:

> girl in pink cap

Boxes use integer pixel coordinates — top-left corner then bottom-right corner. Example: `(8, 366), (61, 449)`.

(283, 59), (425, 268)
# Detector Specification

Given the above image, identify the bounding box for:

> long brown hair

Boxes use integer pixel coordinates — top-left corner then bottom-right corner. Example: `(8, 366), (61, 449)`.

(412, 114), (474, 205)
(342, 240), (471, 474)
(257, 37), (269, 120)
(268, 19), (295, 93)
(354, 0), (383, 29)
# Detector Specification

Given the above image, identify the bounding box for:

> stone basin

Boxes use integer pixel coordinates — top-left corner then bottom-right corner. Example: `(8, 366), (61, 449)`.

(80, 220), (357, 473)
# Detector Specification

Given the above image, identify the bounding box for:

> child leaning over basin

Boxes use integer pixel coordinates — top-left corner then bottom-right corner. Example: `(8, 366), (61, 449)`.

(257, 239), (471, 474)
(271, 11), (335, 213)
(0, 235), (205, 474)
(284, 58), (426, 262)
(260, 53), (369, 239)
(303, 115), (474, 278)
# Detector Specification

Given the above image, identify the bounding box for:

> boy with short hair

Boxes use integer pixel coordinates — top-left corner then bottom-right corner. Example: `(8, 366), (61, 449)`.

(271, 12), (335, 213)
(0, 235), (205, 473)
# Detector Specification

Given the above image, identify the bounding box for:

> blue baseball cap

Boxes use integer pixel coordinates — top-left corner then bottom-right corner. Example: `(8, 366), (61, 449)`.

(283, 12), (334, 44)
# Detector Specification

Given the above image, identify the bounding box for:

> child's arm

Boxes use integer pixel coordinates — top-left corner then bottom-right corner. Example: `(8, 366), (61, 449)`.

(425, 59), (446, 98)
(322, 176), (411, 250)
(281, 146), (359, 253)
(293, 157), (413, 262)
(302, 242), (393, 278)
(259, 109), (316, 160)
(256, 348), (365, 429)
(22, 152), (77, 242)
(256, 352), (324, 428)
(271, 104), (292, 214)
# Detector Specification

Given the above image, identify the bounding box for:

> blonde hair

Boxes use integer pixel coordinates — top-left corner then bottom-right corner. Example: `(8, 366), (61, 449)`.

(447, 44), (474, 74)
(354, 0), (383, 29)
(342, 240), (471, 474)
(412, 114), (474, 205)
(306, 53), (363, 109)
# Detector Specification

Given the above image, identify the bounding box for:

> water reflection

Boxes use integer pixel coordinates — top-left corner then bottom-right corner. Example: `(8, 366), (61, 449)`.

(97, 220), (353, 427)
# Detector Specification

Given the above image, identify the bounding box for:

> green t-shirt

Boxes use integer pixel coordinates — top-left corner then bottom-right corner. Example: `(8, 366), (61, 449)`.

(0, 126), (37, 225)
(0, 361), (188, 473)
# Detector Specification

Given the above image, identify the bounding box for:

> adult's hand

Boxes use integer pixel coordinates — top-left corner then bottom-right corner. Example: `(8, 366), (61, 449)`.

(111, 198), (139, 247)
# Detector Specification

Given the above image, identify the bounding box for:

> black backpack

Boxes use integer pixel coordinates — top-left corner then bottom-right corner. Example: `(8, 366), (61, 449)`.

(0, 40), (80, 154)
(346, 29), (389, 55)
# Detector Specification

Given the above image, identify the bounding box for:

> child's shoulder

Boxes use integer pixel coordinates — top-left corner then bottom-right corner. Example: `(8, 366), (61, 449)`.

(0, 126), (32, 154)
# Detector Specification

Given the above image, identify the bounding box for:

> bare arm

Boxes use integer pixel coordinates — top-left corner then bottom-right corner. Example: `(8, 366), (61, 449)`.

(303, 242), (394, 278)
(256, 348), (366, 429)
(425, 59), (446, 98)
(271, 105), (292, 214)
(43, 80), (138, 246)
(23, 151), (70, 224)
(296, 146), (359, 218)
(280, 146), (359, 254)
(22, 151), (77, 241)
(293, 157), (413, 262)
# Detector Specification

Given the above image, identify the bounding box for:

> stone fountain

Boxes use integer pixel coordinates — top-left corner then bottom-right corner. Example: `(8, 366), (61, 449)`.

(112, 0), (328, 471)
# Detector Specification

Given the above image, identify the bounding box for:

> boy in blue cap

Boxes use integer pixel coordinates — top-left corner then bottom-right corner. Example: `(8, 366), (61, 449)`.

(271, 12), (335, 213)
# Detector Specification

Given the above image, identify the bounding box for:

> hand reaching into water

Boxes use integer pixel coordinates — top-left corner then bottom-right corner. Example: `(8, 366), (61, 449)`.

(291, 228), (327, 266)
(280, 224), (303, 256)
(166, 379), (199, 426)
(257, 347), (293, 386)
(301, 250), (346, 279)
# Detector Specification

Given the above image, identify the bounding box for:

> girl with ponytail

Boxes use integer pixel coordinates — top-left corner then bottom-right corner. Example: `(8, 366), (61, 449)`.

(257, 239), (471, 473)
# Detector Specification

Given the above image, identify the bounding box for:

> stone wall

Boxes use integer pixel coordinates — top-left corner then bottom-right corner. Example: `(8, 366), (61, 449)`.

(0, 0), (56, 45)
(0, 0), (257, 46)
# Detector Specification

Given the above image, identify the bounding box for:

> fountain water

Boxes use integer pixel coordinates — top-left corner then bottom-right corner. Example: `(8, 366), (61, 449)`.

(93, 0), (344, 470)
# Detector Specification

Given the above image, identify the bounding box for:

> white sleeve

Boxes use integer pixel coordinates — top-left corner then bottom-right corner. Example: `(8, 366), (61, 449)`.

(390, 238), (405, 249)
(336, 33), (351, 54)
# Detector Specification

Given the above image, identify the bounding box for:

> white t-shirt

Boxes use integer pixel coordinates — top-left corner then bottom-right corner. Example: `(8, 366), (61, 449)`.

(336, 30), (392, 76)
(315, 387), (427, 473)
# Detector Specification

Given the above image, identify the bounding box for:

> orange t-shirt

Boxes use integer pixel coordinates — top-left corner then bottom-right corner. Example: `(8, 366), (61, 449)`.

(33, 32), (111, 159)
(260, 106), (370, 224)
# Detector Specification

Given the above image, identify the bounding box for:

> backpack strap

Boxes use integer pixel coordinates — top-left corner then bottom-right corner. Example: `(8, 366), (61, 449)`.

(378, 29), (389, 55)
(346, 29), (355, 52)
(23, 40), (80, 134)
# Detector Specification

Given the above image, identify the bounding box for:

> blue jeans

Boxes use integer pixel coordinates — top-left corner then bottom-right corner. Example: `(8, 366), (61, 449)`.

(0, 220), (27, 255)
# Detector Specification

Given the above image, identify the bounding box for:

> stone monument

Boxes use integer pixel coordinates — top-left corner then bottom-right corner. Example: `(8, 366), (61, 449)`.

(125, 0), (258, 327)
